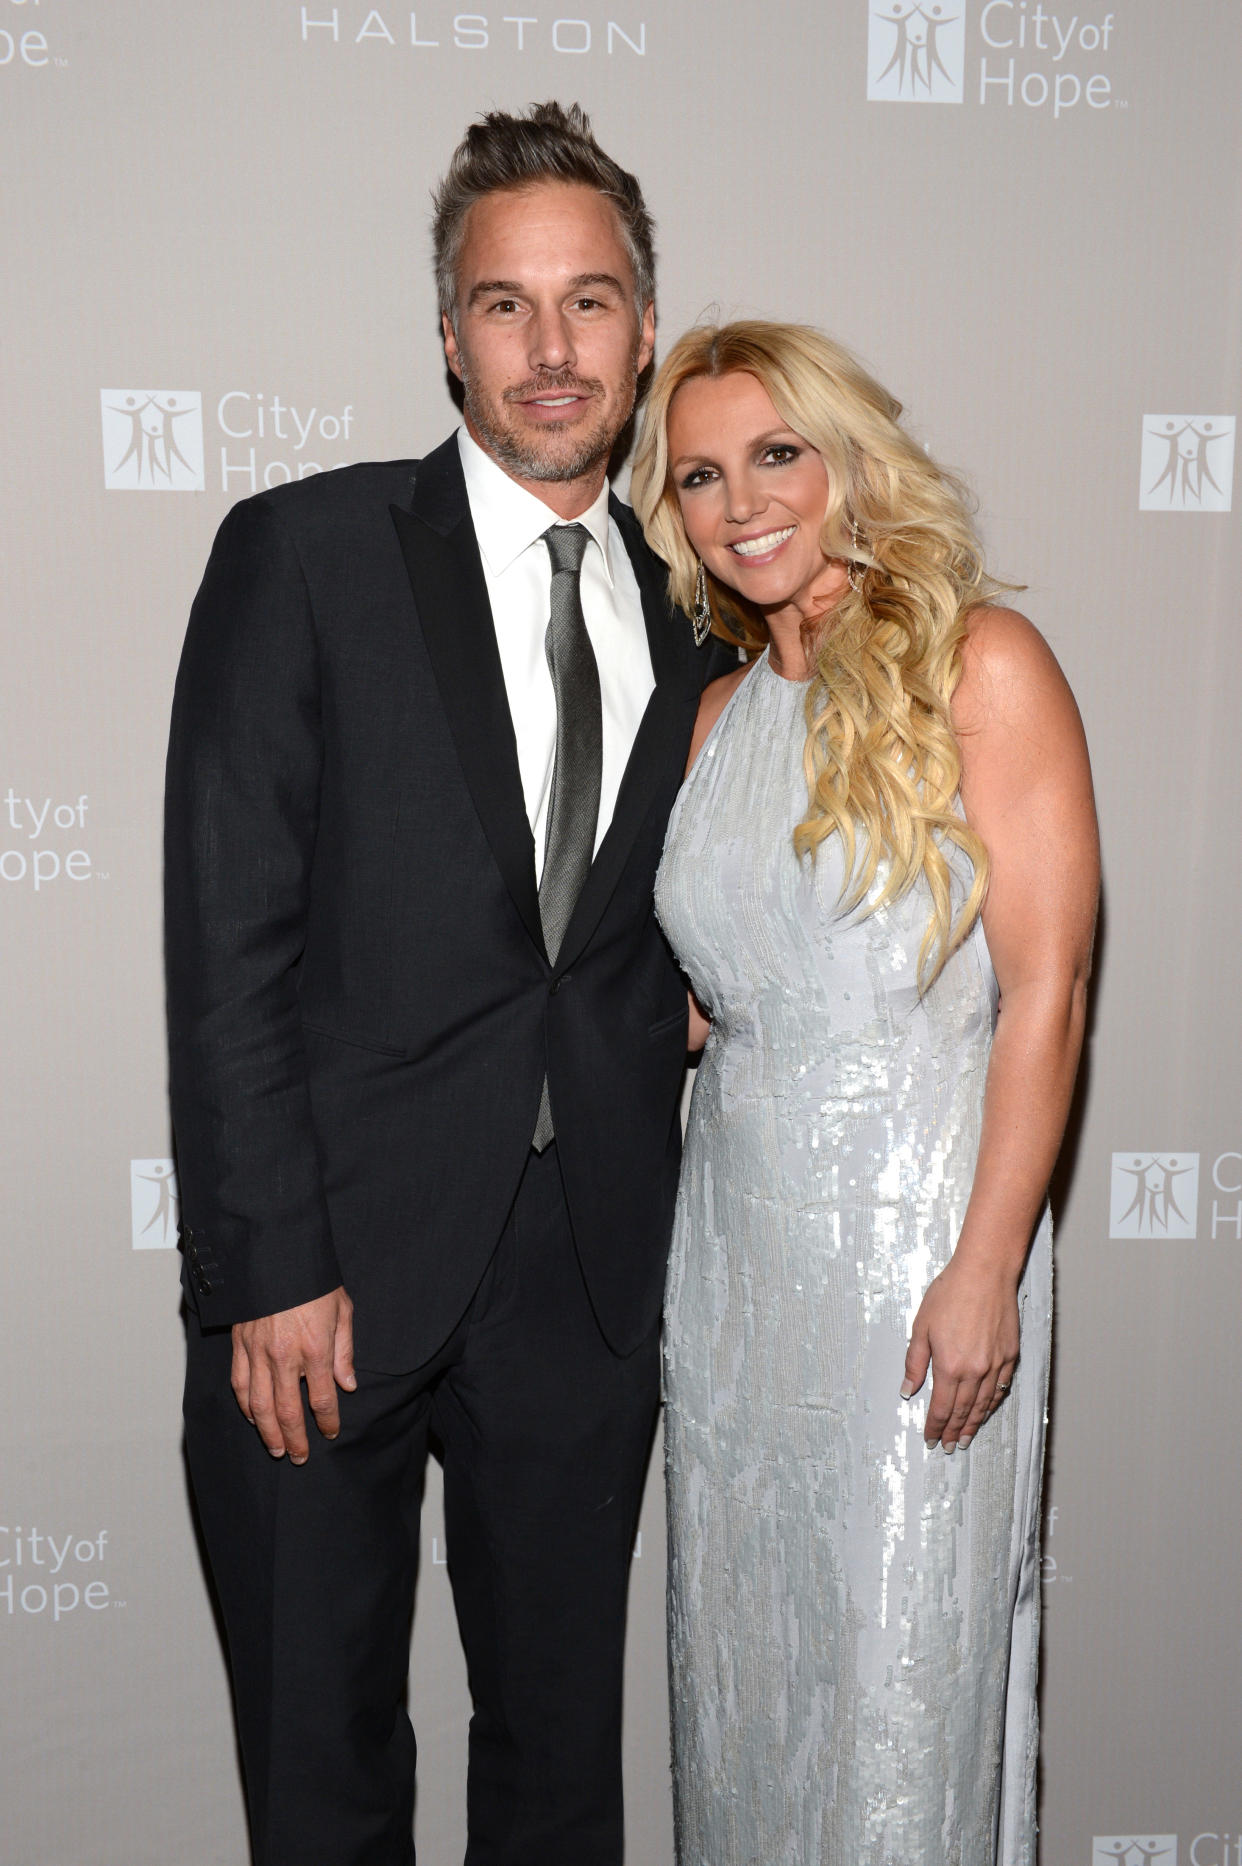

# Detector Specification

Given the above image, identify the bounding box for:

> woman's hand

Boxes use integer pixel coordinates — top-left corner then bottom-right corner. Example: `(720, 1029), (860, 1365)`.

(902, 1256), (1021, 1452)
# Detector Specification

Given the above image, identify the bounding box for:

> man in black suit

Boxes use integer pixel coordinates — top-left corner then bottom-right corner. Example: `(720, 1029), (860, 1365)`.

(166, 102), (721, 1866)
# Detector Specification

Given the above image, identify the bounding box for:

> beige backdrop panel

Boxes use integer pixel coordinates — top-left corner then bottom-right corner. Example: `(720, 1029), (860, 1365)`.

(2, 3), (1239, 1862)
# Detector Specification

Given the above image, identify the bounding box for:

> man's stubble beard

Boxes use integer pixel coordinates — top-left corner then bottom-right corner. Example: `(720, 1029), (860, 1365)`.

(459, 356), (640, 485)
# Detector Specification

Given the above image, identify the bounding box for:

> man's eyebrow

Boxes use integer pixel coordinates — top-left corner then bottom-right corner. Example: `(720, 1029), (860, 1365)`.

(565, 272), (626, 296)
(467, 278), (524, 306)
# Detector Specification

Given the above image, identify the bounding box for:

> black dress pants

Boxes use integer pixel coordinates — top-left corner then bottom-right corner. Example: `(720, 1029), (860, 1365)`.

(183, 1146), (661, 1866)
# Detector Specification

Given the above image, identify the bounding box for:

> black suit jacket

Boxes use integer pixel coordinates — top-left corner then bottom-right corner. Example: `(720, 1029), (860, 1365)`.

(165, 436), (725, 1371)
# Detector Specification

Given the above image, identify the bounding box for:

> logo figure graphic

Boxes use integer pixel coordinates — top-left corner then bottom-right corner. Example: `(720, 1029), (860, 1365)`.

(1139, 414), (1234, 513)
(101, 389), (205, 491)
(1093, 1839), (1178, 1866)
(867, 0), (966, 103)
(1109, 1154), (1198, 1240)
(131, 1158), (180, 1250)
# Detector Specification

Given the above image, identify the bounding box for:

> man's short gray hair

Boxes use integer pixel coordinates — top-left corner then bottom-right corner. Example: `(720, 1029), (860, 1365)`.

(433, 101), (656, 323)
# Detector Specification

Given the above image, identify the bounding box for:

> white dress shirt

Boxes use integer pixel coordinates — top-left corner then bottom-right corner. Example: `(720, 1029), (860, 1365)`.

(458, 426), (655, 875)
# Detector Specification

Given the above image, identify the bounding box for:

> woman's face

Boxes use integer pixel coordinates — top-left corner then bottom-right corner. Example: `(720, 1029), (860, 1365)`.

(665, 371), (847, 623)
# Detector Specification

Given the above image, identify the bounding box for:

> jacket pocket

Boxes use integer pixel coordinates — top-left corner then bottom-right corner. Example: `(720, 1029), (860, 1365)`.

(648, 1005), (689, 1040)
(301, 1019), (407, 1058)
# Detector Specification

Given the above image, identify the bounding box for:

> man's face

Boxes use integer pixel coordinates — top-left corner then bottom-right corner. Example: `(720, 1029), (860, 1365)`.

(443, 181), (655, 497)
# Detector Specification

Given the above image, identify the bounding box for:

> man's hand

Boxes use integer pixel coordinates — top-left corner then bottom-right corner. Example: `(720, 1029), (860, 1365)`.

(231, 1287), (356, 1464)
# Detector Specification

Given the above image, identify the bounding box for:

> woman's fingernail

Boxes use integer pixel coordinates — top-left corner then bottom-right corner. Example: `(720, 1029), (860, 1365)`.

(958, 1435), (973, 1450)
(900, 1380), (915, 1399)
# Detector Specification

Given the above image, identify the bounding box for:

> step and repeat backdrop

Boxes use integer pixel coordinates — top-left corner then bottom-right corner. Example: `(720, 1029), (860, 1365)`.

(3, 4), (1240, 1862)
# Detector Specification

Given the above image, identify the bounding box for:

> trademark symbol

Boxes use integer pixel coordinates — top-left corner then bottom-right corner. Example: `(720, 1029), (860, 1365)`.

(112, 1599), (127, 1609)
(95, 871), (110, 881)
(1114, 98), (1129, 108)
(55, 56), (69, 67)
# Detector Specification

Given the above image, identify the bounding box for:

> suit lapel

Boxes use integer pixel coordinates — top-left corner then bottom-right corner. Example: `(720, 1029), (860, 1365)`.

(554, 497), (700, 971)
(389, 437), (546, 960)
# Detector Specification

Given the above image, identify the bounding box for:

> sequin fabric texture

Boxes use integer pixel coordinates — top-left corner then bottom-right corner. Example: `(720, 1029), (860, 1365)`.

(654, 652), (1051, 1866)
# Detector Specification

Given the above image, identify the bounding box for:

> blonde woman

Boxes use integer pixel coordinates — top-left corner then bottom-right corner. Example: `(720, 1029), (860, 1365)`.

(630, 323), (1098, 1866)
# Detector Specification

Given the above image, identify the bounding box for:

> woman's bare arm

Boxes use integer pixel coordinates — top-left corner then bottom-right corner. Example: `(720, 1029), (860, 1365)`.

(905, 607), (1100, 1450)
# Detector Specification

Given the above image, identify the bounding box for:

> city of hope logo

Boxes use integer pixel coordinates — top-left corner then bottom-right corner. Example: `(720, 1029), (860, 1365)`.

(0, 1525), (114, 1623)
(131, 1159), (179, 1249)
(1109, 1154), (1198, 1240)
(100, 390), (205, 491)
(867, 0), (966, 102)
(867, 3), (1124, 119)
(101, 387), (358, 494)
(1, 788), (93, 890)
(1140, 415), (1235, 512)
(1093, 1843), (1178, 1866)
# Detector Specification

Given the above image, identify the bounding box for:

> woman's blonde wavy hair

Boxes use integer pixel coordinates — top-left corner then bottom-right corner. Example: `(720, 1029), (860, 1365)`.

(631, 321), (1010, 988)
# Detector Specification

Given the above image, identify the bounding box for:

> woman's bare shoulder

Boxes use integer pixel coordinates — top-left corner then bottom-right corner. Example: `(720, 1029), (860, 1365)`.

(954, 605), (1076, 736)
(960, 603), (1057, 670)
(686, 664), (752, 772)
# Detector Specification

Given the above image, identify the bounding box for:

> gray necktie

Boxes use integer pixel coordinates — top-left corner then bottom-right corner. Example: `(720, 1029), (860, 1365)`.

(532, 522), (602, 1150)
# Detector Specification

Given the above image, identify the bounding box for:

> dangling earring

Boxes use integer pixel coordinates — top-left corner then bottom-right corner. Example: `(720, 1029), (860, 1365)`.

(692, 559), (712, 647)
(846, 517), (864, 596)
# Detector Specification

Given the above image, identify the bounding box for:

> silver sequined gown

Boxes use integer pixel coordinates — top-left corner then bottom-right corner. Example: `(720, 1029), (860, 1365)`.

(654, 653), (1051, 1866)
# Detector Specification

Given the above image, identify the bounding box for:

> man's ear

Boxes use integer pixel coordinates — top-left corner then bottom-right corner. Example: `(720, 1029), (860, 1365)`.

(442, 313), (463, 383)
(636, 300), (656, 378)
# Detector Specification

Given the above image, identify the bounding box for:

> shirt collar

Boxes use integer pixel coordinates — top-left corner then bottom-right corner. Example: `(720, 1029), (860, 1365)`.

(457, 426), (615, 585)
